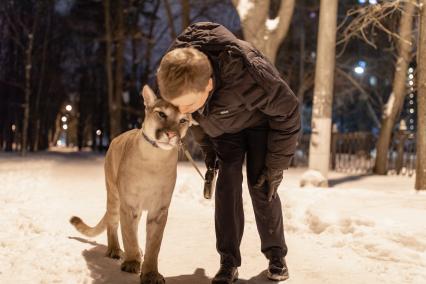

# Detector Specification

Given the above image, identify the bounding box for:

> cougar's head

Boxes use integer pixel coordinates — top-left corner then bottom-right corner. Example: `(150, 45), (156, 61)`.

(141, 85), (191, 150)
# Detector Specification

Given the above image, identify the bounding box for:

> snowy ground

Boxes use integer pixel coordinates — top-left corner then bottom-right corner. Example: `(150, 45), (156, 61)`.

(0, 151), (425, 284)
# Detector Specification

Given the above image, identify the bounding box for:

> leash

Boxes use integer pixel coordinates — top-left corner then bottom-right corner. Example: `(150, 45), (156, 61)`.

(180, 142), (205, 181)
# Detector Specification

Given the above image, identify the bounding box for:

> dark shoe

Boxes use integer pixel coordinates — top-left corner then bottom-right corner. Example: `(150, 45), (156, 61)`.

(211, 264), (238, 284)
(267, 256), (289, 281)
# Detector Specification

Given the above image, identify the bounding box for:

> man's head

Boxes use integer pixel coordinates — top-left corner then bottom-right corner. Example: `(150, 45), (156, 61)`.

(157, 47), (213, 114)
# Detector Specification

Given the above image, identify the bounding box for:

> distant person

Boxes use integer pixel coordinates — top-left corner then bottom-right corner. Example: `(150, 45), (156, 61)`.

(156, 22), (300, 283)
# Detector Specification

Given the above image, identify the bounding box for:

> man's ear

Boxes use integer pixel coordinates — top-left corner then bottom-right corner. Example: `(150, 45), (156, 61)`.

(141, 85), (157, 108)
(189, 114), (199, 126)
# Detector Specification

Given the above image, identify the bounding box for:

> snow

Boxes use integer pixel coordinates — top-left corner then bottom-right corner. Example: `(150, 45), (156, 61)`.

(236, 0), (254, 21)
(1, 151), (426, 284)
(265, 17), (280, 31)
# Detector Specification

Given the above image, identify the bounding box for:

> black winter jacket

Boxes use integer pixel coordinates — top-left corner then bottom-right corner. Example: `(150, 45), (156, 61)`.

(167, 22), (300, 169)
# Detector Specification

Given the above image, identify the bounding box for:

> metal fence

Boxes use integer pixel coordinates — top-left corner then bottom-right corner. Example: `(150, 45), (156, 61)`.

(294, 131), (417, 176)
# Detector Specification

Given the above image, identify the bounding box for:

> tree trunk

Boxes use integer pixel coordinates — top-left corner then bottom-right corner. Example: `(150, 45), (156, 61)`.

(374, 0), (415, 175)
(113, 0), (124, 138)
(416, 0), (426, 190)
(181, 0), (190, 31)
(33, 2), (52, 151)
(164, 0), (177, 39)
(104, 0), (118, 139)
(303, 0), (339, 187)
(231, 0), (295, 63)
(21, 32), (34, 156)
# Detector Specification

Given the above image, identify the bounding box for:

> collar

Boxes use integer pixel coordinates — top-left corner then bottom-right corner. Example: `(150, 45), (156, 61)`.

(141, 129), (159, 148)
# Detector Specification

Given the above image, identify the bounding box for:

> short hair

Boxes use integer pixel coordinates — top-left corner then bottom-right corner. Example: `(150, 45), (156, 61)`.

(157, 47), (212, 100)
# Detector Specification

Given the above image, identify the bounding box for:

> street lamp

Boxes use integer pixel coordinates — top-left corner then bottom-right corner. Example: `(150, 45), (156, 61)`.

(354, 60), (366, 75)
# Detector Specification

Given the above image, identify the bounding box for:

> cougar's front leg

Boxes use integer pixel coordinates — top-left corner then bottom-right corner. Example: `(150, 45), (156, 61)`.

(120, 204), (142, 273)
(140, 206), (169, 284)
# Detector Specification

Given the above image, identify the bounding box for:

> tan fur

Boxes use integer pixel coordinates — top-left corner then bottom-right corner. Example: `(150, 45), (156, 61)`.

(70, 85), (191, 283)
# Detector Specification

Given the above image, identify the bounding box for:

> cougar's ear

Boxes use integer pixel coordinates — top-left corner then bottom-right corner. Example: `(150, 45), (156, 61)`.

(141, 85), (157, 108)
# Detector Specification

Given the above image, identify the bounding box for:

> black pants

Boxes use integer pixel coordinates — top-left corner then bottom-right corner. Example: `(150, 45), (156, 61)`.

(211, 124), (287, 267)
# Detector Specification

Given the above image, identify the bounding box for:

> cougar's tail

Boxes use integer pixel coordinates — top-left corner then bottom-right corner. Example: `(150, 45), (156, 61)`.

(69, 213), (107, 237)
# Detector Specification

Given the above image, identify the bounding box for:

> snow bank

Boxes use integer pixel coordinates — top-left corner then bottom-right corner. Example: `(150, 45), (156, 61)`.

(0, 152), (425, 283)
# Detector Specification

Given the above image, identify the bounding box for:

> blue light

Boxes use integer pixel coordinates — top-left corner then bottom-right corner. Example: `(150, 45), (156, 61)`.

(358, 0), (367, 3)
(358, 60), (367, 68)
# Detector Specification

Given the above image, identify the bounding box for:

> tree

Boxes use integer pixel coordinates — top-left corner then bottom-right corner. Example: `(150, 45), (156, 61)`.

(231, 0), (295, 63)
(181, 0), (190, 30)
(374, 0), (416, 174)
(416, 0), (426, 190)
(0, 1), (39, 155)
(301, 0), (339, 187)
(104, 0), (121, 139)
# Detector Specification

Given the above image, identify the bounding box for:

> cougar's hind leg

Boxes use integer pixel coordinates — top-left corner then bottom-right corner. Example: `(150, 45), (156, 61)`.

(106, 224), (122, 259)
(120, 204), (143, 274)
(105, 179), (122, 259)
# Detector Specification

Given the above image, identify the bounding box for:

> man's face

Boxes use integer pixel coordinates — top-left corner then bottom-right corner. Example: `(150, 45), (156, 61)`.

(168, 79), (213, 114)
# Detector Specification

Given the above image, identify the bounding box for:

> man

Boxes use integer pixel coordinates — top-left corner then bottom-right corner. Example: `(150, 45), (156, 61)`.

(156, 22), (300, 283)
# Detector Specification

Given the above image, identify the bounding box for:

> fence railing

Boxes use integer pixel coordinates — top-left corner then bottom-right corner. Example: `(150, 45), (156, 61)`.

(181, 131), (416, 176)
(294, 131), (417, 176)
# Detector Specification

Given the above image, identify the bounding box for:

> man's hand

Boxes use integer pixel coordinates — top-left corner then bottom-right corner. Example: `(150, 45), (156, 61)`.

(254, 167), (284, 202)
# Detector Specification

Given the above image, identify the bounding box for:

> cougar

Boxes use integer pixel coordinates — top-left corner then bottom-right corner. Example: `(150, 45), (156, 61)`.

(70, 85), (192, 284)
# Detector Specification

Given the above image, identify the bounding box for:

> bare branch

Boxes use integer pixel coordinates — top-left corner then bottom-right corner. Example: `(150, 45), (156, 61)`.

(336, 0), (417, 48)
(335, 67), (381, 127)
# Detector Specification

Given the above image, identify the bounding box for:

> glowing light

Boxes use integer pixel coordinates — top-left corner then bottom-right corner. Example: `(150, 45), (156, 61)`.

(57, 140), (63, 146)
(409, 108), (415, 114)
(354, 66), (364, 74)
(409, 100), (414, 105)
(358, 0), (367, 3)
(63, 124), (68, 130)
(96, 129), (102, 136)
(369, 76), (377, 86)
(358, 60), (367, 68)
(408, 80), (414, 86)
(61, 116), (67, 122)
(408, 67), (414, 73)
(11, 124), (16, 131)
(369, 0), (377, 4)
(408, 74), (414, 80)
(409, 93), (414, 98)
(65, 105), (72, 111)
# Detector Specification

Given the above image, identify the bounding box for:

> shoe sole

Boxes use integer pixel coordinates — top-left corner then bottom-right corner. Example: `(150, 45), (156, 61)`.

(267, 271), (289, 282)
(211, 271), (239, 284)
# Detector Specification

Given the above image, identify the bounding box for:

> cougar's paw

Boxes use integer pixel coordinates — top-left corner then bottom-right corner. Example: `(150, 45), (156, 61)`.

(121, 260), (141, 274)
(106, 247), (123, 259)
(140, 271), (165, 284)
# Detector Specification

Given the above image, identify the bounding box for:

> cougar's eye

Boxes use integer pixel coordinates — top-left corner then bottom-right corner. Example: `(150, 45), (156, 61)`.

(157, 111), (167, 119)
(179, 118), (188, 124)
